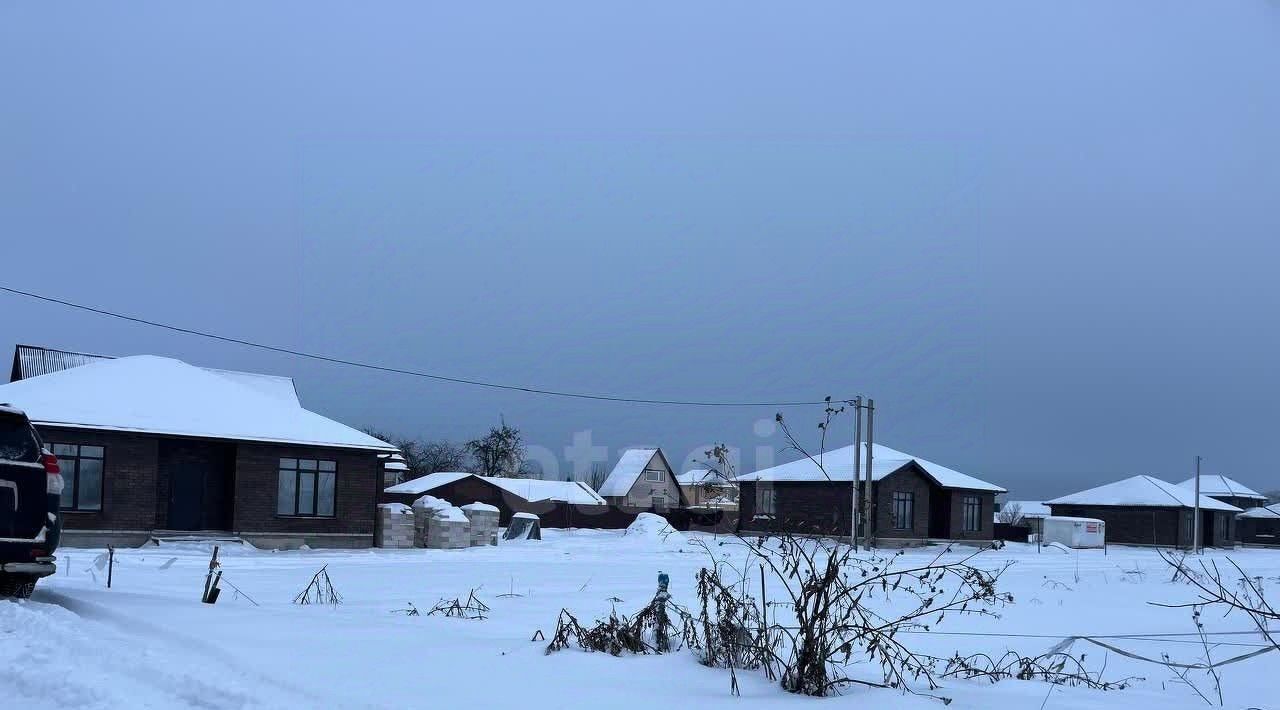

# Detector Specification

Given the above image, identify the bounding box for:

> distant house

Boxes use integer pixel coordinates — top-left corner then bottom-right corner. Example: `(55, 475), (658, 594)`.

(1176, 475), (1268, 512)
(1, 347), (396, 549)
(1046, 475), (1241, 548)
(1237, 504), (1280, 546)
(599, 448), (685, 509)
(676, 468), (738, 509)
(383, 472), (607, 525)
(736, 443), (1005, 543)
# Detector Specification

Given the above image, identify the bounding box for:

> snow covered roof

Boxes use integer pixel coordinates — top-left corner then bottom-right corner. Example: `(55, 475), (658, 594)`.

(484, 477), (606, 505)
(385, 471), (472, 494)
(383, 461), (410, 471)
(676, 468), (735, 487)
(0, 355), (394, 451)
(1175, 475), (1265, 501)
(11, 345), (301, 406)
(999, 501), (1052, 518)
(1238, 504), (1280, 520)
(383, 472), (607, 505)
(599, 448), (664, 498)
(736, 443), (1005, 493)
(1045, 475), (1242, 512)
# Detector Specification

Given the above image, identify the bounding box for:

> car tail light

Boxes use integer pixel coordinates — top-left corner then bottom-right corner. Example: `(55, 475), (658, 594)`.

(42, 452), (64, 495)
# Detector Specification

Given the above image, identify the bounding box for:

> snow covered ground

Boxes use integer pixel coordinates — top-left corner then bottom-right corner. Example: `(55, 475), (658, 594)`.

(4, 531), (1278, 709)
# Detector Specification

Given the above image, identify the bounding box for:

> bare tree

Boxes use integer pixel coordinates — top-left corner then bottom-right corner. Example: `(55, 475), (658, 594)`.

(419, 440), (471, 474)
(586, 462), (609, 491)
(468, 422), (525, 478)
(996, 502), (1024, 526)
(1265, 489), (1280, 505)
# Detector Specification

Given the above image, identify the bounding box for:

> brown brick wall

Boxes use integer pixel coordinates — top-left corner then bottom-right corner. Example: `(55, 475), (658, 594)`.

(36, 426), (159, 532)
(1049, 504), (1188, 546)
(946, 490), (996, 541)
(874, 468), (931, 539)
(233, 443), (379, 536)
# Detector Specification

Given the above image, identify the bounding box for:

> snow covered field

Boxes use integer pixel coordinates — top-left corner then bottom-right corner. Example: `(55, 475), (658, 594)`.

(4, 530), (1278, 710)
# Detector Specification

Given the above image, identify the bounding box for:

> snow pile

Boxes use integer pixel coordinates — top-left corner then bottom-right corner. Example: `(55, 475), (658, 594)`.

(412, 495), (452, 513)
(432, 506), (469, 523)
(621, 513), (687, 548)
(460, 502), (499, 513)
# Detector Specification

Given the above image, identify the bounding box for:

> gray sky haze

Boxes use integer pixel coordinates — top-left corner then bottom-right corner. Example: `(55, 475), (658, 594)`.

(2, 2), (1278, 498)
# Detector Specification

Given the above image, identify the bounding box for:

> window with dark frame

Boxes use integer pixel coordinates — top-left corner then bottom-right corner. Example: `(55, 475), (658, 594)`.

(891, 491), (914, 530)
(643, 468), (665, 482)
(52, 443), (104, 512)
(277, 458), (336, 517)
(962, 495), (982, 532)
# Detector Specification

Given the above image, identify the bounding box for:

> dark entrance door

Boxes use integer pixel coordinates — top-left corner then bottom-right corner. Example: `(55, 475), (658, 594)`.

(161, 439), (234, 531)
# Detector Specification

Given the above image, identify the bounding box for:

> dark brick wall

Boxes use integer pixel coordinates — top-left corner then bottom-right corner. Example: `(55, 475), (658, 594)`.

(1239, 517), (1280, 545)
(36, 426), (159, 532)
(946, 490), (996, 541)
(874, 468), (931, 539)
(233, 443), (380, 535)
(1049, 504), (1188, 546)
(740, 473), (993, 541)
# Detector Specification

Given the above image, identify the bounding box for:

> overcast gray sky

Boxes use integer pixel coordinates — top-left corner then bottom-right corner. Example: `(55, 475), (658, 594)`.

(2, 2), (1278, 498)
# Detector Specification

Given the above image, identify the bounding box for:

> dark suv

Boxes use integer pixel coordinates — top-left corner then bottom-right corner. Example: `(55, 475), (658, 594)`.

(0, 405), (62, 598)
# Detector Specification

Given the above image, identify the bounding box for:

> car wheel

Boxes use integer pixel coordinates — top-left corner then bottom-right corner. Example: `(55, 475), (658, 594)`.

(0, 573), (37, 599)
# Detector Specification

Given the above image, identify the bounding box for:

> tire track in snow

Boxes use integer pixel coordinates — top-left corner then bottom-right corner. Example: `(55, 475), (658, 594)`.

(20, 590), (379, 709)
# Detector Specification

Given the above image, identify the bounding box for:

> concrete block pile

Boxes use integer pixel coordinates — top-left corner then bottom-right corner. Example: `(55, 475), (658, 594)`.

(375, 503), (415, 548)
(461, 502), (500, 546)
(412, 495), (453, 548)
(426, 506), (472, 549)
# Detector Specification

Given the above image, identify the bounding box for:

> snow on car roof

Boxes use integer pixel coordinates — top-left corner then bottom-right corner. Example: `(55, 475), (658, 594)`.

(1046, 475), (1242, 512)
(0, 355), (393, 451)
(736, 443), (1005, 493)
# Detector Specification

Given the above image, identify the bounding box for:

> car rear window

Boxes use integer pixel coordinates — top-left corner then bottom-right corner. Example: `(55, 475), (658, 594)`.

(0, 412), (41, 463)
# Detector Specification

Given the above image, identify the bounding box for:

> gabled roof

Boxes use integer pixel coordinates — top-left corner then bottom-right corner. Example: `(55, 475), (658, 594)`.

(11, 345), (301, 406)
(1176, 475), (1266, 501)
(676, 468), (736, 487)
(0, 355), (393, 451)
(485, 477), (606, 505)
(1238, 504), (1280, 520)
(599, 448), (668, 498)
(736, 443), (1005, 493)
(1046, 475), (1241, 512)
(384, 472), (606, 505)
(384, 471), (472, 494)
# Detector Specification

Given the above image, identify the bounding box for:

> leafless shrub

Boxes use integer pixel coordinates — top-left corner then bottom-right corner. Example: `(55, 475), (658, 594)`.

(545, 593), (698, 656)
(940, 650), (1140, 689)
(293, 566), (342, 606)
(428, 588), (490, 619)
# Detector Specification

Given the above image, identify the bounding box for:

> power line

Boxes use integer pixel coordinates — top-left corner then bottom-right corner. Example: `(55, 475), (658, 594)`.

(1, 285), (842, 408)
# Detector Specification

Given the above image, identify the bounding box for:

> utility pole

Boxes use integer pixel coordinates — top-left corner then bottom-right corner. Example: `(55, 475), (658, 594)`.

(865, 396), (875, 547)
(851, 396), (863, 550)
(1193, 455), (1202, 554)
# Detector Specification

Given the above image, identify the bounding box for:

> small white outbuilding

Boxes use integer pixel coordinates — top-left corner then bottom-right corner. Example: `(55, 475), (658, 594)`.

(1041, 516), (1106, 549)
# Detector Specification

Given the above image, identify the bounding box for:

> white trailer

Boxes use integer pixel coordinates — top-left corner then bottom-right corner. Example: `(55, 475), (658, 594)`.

(1041, 516), (1106, 549)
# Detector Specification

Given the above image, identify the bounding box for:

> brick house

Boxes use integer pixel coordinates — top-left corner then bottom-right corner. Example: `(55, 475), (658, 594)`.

(1046, 475), (1241, 548)
(1236, 504), (1280, 546)
(1175, 474), (1269, 512)
(736, 443), (1004, 544)
(598, 448), (686, 509)
(1, 348), (395, 548)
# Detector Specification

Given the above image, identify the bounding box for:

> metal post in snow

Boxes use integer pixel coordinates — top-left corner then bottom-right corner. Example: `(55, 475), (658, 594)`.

(107, 545), (114, 589)
(851, 396), (862, 550)
(864, 399), (875, 548)
(1193, 455), (1202, 554)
